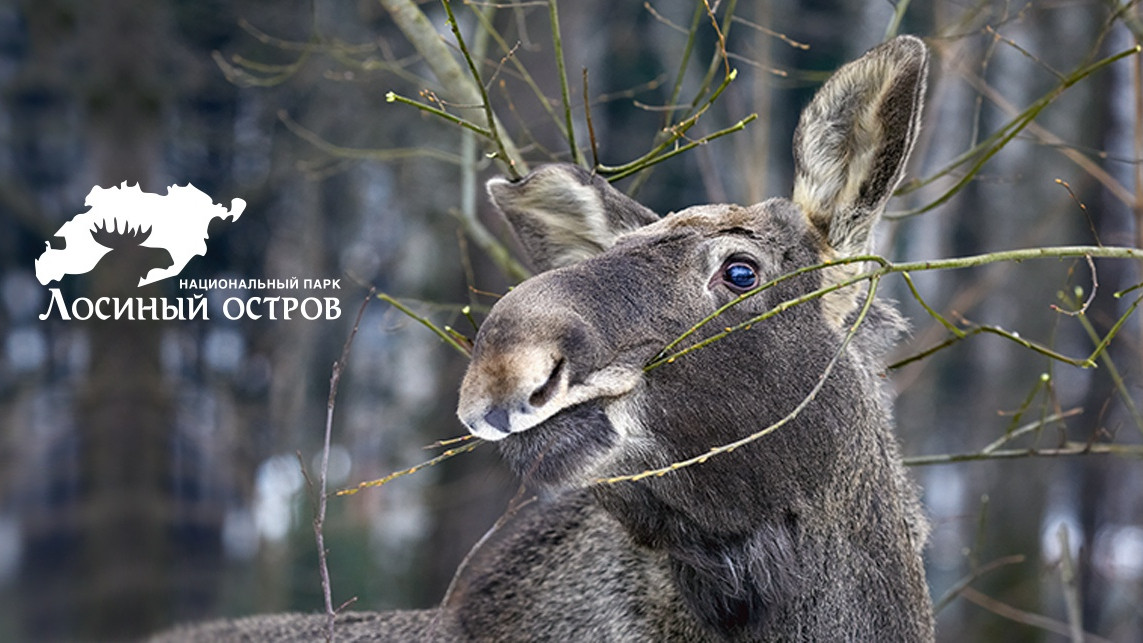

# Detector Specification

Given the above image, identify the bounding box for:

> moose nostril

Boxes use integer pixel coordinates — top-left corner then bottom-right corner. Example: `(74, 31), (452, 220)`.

(528, 358), (565, 408)
(483, 407), (511, 434)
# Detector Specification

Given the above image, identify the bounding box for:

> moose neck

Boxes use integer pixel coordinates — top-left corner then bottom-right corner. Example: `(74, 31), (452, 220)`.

(589, 297), (927, 639)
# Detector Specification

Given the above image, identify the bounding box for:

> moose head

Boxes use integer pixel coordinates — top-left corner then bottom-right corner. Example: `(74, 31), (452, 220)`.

(90, 218), (175, 287)
(457, 35), (932, 638)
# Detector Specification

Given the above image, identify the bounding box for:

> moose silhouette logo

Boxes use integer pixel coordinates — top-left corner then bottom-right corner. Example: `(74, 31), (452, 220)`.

(35, 183), (246, 287)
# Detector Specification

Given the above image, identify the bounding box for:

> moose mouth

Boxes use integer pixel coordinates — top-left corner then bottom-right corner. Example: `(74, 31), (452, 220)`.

(495, 401), (617, 487)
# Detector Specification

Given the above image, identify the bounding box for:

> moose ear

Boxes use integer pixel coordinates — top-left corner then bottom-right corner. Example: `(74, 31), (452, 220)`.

(792, 36), (928, 257)
(487, 163), (659, 272)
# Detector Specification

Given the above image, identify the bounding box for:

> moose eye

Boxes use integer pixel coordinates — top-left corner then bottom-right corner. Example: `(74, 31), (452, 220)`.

(722, 261), (758, 292)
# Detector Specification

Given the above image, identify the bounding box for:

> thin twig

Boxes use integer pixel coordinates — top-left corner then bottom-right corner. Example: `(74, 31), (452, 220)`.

(440, 0), (517, 175)
(450, 4), (530, 284)
(336, 440), (483, 495)
(377, 292), (473, 357)
(462, 304), (481, 331)
(378, 0), (526, 174)
(467, 6), (563, 134)
(890, 44), (1139, 217)
(278, 109), (463, 165)
(731, 15), (809, 49)
(902, 271), (964, 337)
(1063, 290), (1143, 436)
(958, 586), (1114, 643)
(687, 0), (737, 112)
(237, 17), (376, 54)
(439, 488), (536, 607)
(599, 277), (882, 483)
(385, 92), (491, 137)
(584, 68), (600, 168)
(903, 441), (1143, 466)
(647, 245), (1143, 372)
(933, 554), (1026, 614)
(547, 0), (582, 165)
(426, 433), (477, 449)
(628, 0), (738, 192)
(702, 0), (732, 77)
(970, 319), (1094, 368)
(214, 49), (311, 87)
(1057, 525), (1084, 643)
(643, 1), (687, 34)
(982, 408), (1081, 454)
(725, 52), (788, 77)
(597, 68), (742, 176)
(662, 0), (706, 127)
(996, 372), (1050, 442)
(969, 494), (990, 572)
(315, 287), (374, 641)
(883, 0), (911, 40)
(443, 325), (475, 353)
(1049, 255), (1097, 316)
(1134, 21), (1143, 260)
(606, 112), (757, 181)
(890, 321), (1085, 370)
(985, 25), (1065, 80)
(1055, 178), (1102, 246)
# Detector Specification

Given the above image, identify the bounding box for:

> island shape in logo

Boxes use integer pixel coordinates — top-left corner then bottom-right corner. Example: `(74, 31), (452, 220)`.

(35, 183), (246, 287)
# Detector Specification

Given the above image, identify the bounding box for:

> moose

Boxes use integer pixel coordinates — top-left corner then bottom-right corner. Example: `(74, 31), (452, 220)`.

(88, 218), (176, 287)
(160, 35), (934, 642)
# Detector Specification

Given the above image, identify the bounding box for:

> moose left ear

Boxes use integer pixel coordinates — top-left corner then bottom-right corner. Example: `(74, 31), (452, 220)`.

(792, 36), (928, 257)
(487, 163), (659, 273)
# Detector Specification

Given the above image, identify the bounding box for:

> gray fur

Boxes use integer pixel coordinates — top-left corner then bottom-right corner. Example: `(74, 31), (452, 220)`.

(792, 36), (928, 256)
(156, 36), (932, 642)
(487, 163), (660, 272)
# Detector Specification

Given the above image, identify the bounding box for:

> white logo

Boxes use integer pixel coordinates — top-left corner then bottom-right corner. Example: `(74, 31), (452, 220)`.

(35, 183), (246, 287)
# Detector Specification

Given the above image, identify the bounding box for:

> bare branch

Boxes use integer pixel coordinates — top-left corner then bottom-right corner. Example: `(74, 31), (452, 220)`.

(600, 277), (883, 483)
(903, 441), (1143, 466)
(1063, 290), (1143, 436)
(649, 245), (1143, 372)
(279, 110), (464, 165)
(933, 554), (1026, 614)
(890, 44), (1140, 218)
(336, 440), (483, 496)
(376, 292), (473, 357)
(596, 68), (746, 178)
(315, 288), (374, 641)
(584, 68), (600, 167)
(1057, 525), (1084, 643)
(1050, 256), (1098, 317)
(958, 586), (1114, 643)
(547, 0), (583, 165)
(883, 0), (911, 40)
(439, 489), (536, 607)
(605, 112), (757, 181)
(378, 0), (527, 175)
(1054, 179), (1102, 246)
(985, 25), (1064, 80)
(730, 15), (809, 50)
(439, 0), (519, 175)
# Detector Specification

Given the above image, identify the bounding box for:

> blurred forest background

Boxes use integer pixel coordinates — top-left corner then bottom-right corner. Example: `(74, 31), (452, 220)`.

(0, 0), (1141, 641)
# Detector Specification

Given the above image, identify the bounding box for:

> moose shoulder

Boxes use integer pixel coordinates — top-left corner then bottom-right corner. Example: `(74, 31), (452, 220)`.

(157, 35), (934, 642)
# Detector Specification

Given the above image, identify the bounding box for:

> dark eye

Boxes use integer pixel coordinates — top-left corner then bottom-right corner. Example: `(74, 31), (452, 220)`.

(722, 261), (758, 292)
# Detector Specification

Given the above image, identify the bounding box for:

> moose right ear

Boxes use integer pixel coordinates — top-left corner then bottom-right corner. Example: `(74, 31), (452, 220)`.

(487, 163), (659, 272)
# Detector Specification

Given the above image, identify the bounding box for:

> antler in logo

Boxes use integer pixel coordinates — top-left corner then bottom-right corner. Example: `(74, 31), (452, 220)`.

(91, 218), (153, 249)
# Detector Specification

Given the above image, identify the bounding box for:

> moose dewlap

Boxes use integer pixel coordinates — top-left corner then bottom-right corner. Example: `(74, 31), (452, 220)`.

(157, 35), (934, 643)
